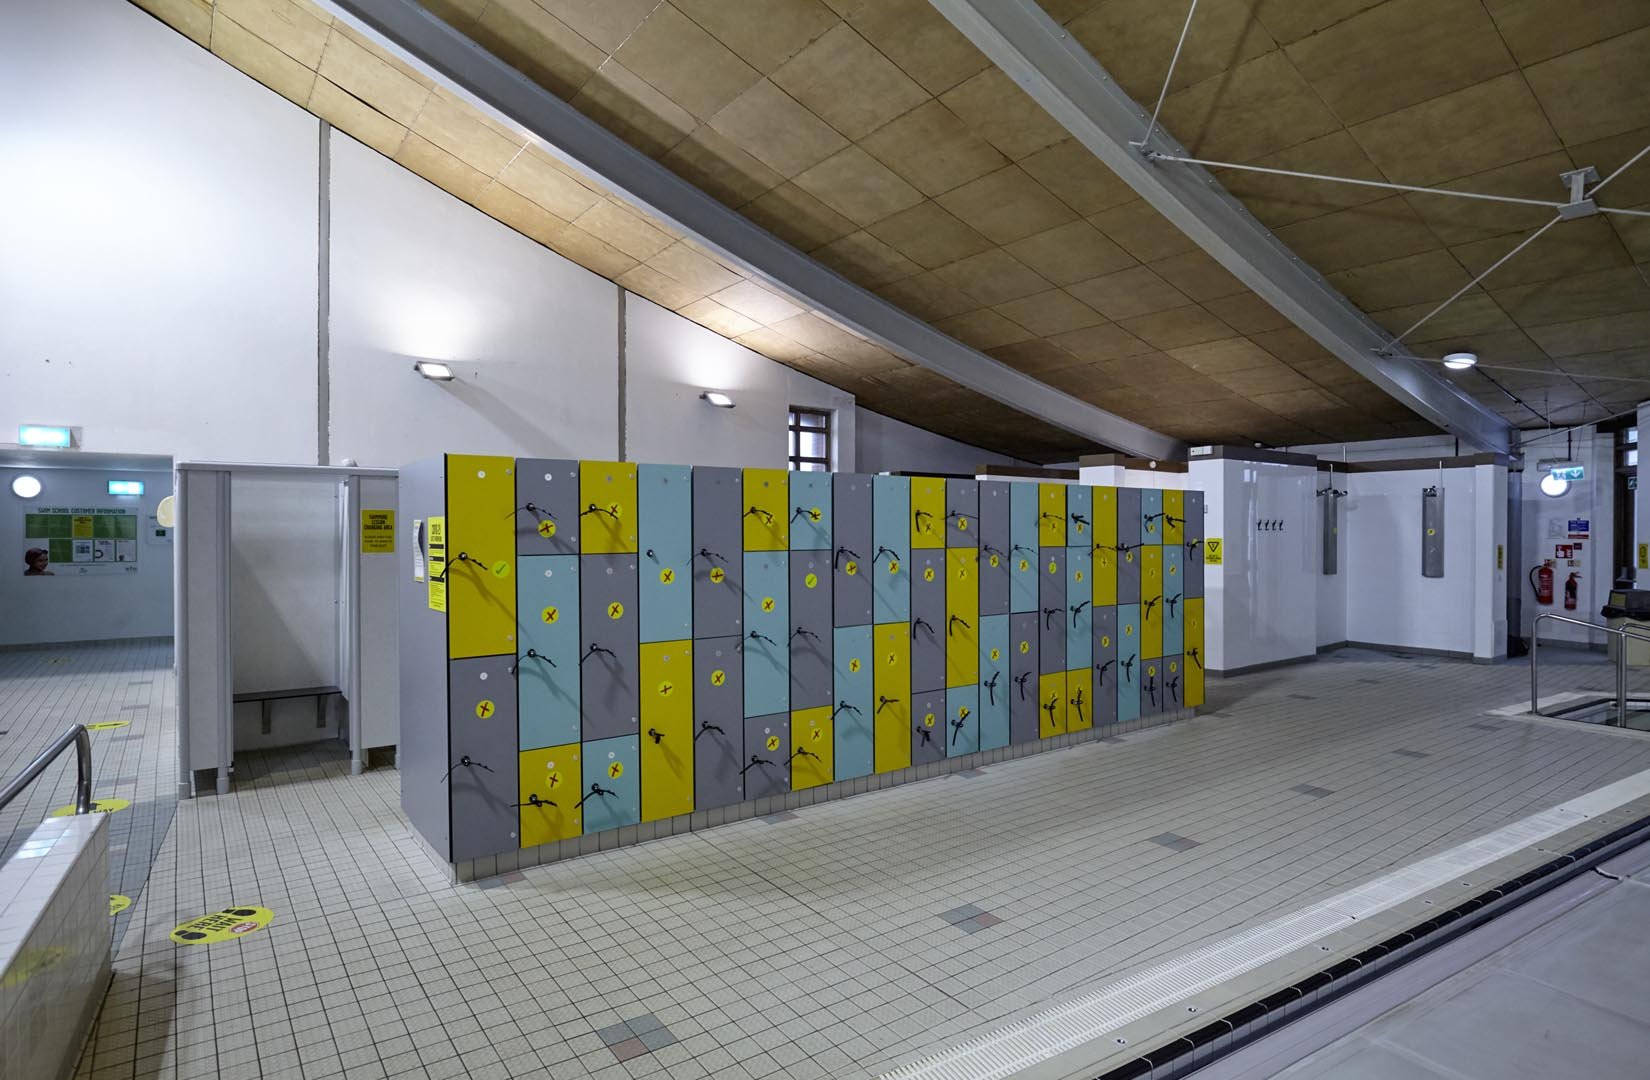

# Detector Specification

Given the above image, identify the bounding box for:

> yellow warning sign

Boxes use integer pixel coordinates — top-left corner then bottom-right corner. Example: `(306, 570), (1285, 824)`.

(1641, 543), (1649, 571)
(50, 798), (129, 817)
(170, 906), (274, 945)
(109, 895), (131, 916)
(426, 516), (446, 612)
(1204, 538), (1223, 565)
(86, 721), (129, 732)
(360, 509), (395, 554)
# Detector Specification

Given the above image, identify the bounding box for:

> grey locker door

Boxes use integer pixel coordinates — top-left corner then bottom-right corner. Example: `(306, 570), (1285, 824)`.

(692, 467), (743, 638)
(1092, 605), (1119, 727)
(911, 549), (946, 693)
(580, 553), (640, 741)
(945, 479), (979, 548)
(742, 713), (790, 800)
(833, 474), (874, 626)
(1009, 611), (1040, 745)
(911, 688), (946, 765)
(1116, 488), (1142, 551)
(448, 655), (521, 861)
(515, 458), (580, 556)
(1184, 490), (1205, 598)
(978, 481), (1011, 616)
(1038, 548), (1066, 674)
(1118, 541), (1142, 604)
(789, 552), (833, 709)
(694, 634), (744, 810)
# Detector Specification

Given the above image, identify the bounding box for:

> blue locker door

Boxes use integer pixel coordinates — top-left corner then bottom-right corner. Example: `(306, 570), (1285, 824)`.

(1117, 604), (1141, 723)
(1009, 611), (1040, 745)
(1141, 488), (1164, 543)
(1066, 546), (1092, 671)
(1066, 484), (1093, 547)
(978, 614), (1010, 750)
(517, 555), (581, 750)
(1010, 482), (1039, 613)
(1163, 545), (1184, 659)
(872, 475), (911, 623)
(947, 685), (980, 756)
(1038, 548), (1066, 673)
(743, 552), (789, 716)
(581, 735), (640, 833)
(638, 464), (693, 644)
(833, 475), (874, 626)
(833, 625), (874, 780)
(789, 471), (833, 552)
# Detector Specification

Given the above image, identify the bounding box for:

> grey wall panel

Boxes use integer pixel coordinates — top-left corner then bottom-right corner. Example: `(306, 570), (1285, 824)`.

(1009, 610), (1040, 745)
(514, 457), (579, 556)
(1093, 604), (1118, 727)
(693, 634), (743, 810)
(398, 457), (450, 858)
(742, 713), (790, 800)
(910, 549), (946, 692)
(692, 467), (742, 638)
(911, 688), (946, 765)
(833, 474), (874, 626)
(1038, 548), (1066, 674)
(945, 478), (979, 548)
(448, 654), (520, 861)
(789, 551), (834, 708)
(579, 552), (640, 740)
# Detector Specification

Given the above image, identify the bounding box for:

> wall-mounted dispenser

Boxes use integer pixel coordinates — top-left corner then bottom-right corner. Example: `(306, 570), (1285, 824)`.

(1317, 465), (1346, 576)
(1421, 485), (1445, 578)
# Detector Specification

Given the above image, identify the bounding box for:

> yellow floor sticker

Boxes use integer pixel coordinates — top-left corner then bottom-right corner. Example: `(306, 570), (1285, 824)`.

(170, 907), (275, 945)
(86, 720), (129, 732)
(49, 797), (129, 817)
(109, 894), (131, 916)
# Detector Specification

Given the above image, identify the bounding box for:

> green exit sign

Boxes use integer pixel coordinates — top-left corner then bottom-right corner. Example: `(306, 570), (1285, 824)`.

(1550, 465), (1585, 482)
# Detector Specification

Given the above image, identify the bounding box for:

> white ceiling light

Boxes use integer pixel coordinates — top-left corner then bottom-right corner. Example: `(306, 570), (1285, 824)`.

(1540, 472), (1569, 497)
(700, 391), (735, 408)
(1442, 351), (1478, 371)
(11, 475), (42, 499)
(413, 361), (455, 381)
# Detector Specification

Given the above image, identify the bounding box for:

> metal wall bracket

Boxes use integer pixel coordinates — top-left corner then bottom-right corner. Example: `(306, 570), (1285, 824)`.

(1558, 166), (1601, 220)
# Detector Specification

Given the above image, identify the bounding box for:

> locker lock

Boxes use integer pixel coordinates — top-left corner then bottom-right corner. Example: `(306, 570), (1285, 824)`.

(948, 509), (978, 527)
(913, 509), (935, 532)
(914, 724), (933, 746)
(695, 547), (727, 564)
(579, 644), (616, 665)
(1145, 677), (1158, 709)
(1070, 599), (1091, 626)
(748, 629), (781, 647)
(439, 756), (493, 783)
(1011, 544), (1034, 556)
(876, 695), (900, 715)
(981, 543), (1006, 561)
(1095, 658), (1115, 687)
(833, 701), (863, 719)
(1165, 514), (1185, 529)
(1143, 596), (1161, 619)
(739, 755), (775, 776)
(1070, 512), (1091, 529)
(511, 648), (556, 675)
(1014, 672), (1032, 700)
(1144, 511), (1168, 526)
(790, 626), (821, 643)
(947, 614), (971, 636)
(1042, 607), (1060, 630)
(1042, 694), (1059, 726)
(790, 506), (809, 523)
(1166, 676), (1181, 704)
(873, 546), (903, 564)
(694, 721), (724, 741)
(574, 783), (617, 808)
(1121, 655), (1136, 680)
(506, 501), (548, 520)
(1185, 538), (1204, 555)
(949, 709), (970, 744)
(1114, 541), (1143, 555)
(911, 616), (935, 640)
(1069, 687), (1085, 725)
(743, 505), (775, 526)
(646, 727), (664, 744)
(1039, 511), (1062, 525)
(834, 545), (862, 569)
(580, 503), (619, 520)
(982, 671), (1000, 706)
(785, 746), (820, 767)
(513, 792), (556, 809)
(1188, 647), (1202, 670)
(1165, 593), (1182, 617)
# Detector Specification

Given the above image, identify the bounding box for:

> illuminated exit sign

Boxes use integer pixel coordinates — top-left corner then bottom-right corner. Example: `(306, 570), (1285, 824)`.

(1550, 465), (1584, 482)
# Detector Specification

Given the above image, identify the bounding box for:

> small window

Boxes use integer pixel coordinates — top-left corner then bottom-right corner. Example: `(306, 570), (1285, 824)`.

(789, 408), (831, 472)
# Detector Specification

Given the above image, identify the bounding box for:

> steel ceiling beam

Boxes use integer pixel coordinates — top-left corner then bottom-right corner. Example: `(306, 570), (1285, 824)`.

(315, 0), (1183, 460)
(928, 0), (1515, 454)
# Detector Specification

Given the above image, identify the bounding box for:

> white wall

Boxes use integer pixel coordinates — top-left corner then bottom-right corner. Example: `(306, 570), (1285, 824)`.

(1517, 426), (1614, 645)
(855, 408), (1027, 475)
(1285, 435), (1462, 463)
(0, 0), (319, 463)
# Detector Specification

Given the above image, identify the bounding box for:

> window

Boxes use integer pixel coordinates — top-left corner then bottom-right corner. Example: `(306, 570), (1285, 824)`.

(788, 408), (830, 472)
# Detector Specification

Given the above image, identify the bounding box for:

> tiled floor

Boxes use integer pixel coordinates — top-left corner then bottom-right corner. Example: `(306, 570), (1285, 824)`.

(4, 643), (1650, 1078)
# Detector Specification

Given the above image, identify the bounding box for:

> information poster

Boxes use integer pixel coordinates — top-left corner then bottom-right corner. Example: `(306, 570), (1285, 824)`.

(427, 516), (446, 612)
(361, 509), (396, 554)
(23, 507), (138, 576)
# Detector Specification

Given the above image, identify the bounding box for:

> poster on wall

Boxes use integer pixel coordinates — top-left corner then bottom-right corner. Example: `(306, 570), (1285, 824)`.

(23, 507), (139, 576)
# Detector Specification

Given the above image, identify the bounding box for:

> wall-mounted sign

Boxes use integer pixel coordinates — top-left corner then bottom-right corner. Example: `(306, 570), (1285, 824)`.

(1640, 543), (1648, 571)
(18, 424), (72, 448)
(1551, 465), (1585, 481)
(360, 509), (396, 554)
(106, 479), (144, 496)
(1568, 518), (1590, 539)
(23, 506), (138, 576)
(1204, 538), (1223, 564)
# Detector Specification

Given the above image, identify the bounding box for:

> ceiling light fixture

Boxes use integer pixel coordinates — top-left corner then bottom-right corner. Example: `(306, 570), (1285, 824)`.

(1442, 351), (1478, 371)
(18, 424), (72, 448)
(414, 361), (455, 381)
(700, 391), (735, 408)
(11, 475), (42, 499)
(1540, 473), (1569, 497)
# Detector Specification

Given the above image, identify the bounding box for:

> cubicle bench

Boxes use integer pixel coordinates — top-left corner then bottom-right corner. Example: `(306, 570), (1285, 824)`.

(233, 685), (341, 735)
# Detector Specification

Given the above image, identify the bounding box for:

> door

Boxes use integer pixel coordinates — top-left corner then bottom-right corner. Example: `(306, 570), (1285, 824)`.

(945, 478), (978, 548)
(693, 635), (744, 810)
(743, 552), (789, 717)
(1038, 482), (1067, 548)
(911, 549), (946, 692)
(1117, 604), (1141, 723)
(518, 743), (581, 847)
(1038, 548), (1066, 673)
(516, 555), (580, 750)
(579, 552), (640, 741)
(1067, 546), (1092, 671)
(1067, 667), (1092, 733)
(1009, 611), (1040, 745)
(945, 548), (979, 689)
(791, 706), (833, 790)
(1092, 605), (1119, 728)
(789, 551), (833, 709)
(1163, 545), (1184, 660)
(834, 625), (874, 780)
(911, 476), (945, 550)
(789, 471), (833, 552)
(1093, 486), (1118, 606)
(514, 457), (579, 556)
(578, 460), (638, 554)
(1038, 671), (1066, 737)
(1165, 489), (1185, 546)
(1185, 598), (1205, 708)
(446, 454), (517, 659)
(911, 688), (946, 765)
(873, 623), (911, 773)
(1185, 490), (1206, 600)
(871, 475), (910, 623)
(1142, 545), (1164, 661)
(580, 735), (640, 833)
(449, 655), (520, 860)
(638, 464), (692, 643)
(977, 613), (1010, 750)
(692, 467), (743, 638)
(1141, 488), (1164, 544)
(834, 474), (875, 626)
(1010, 482), (1039, 613)
(1066, 484), (1093, 548)
(639, 640), (693, 823)
(947, 685), (979, 756)
(978, 481), (1011, 616)
(742, 713), (790, 799)
(743, 468), (789, 551)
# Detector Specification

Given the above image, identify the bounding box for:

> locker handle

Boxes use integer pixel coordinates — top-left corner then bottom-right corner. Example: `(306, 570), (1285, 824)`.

(1145, 678), (1158, 709)
(1143, 596), (1161, 619)
(1188, 648), (1202, 669)
(694, 721), (724, 741)
(1039, 512), (1061, 524)
(748, 630), (781, 648)
(914, 725), (933, 746)
(982, 672), (999, 706)
(1070, 600), (1091, 626)
(947, 615), (970, 636)
(875, 695), (900, 714)
(506, 502), (549, 520)
(1095, 659), (1115, 687)
(1042, 695), (1059, 725)
(513, 793), (556, 809)
(1014, 672), (1031, 700)
(1114, 542), (1143, 554)
(1165, 515), (1185, 528)
(1011, 544), (1034, 555)
(1121, 655), (1137, 680)
(1042, 607), (1060, 630)
(873, 546), (903, 564)
(580, 503), (619, 520)
(743, 505), (775, 526)
(574, 783), (617, 808)
(645, 548), (655, 559)
(1186, 538), (1204, 554)
(511, 649), (556, 675)
(785, 746), (820, 767)
(1166, 676), (1180, 704)
(1144, 511), (1167, 524)
(911, 617), (934, 640)
(439, 756), (493, 783)
(913, 509), (935, 532)
(695, 547), (728, 564)
(1069, 688), (1085, 725)
(579, 644), (616, 665)
(950, 715), (966, 744)
(739, 755), (774, 776)
(834, 545), (862, 569)
(646, 727), (664, 744)
(832, 701), (863, 718)
(1165, 593), (1182, 617)
(789, 506), (813, 523)
(948, 509), (978, 523)
(981, 543), (1005, 560)
(790, 626), (820, 643)
(1070, 512), (1090, 527)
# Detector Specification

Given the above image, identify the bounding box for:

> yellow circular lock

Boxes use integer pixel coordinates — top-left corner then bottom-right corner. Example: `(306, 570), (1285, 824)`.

(475, 699), (495, 719)
(1170, 661), (1178, 673)
(541, 605), (559, 624)
(849, 657), (862, 673)
(958, 518), (969, 531)
(659, 567), (675, 585)
(1019, 640), (1030, 654)
(811, 727), (823, 742)
(657, 680), (674, 697)
(1075, 569), (1085, 583)
(808, 507), (822, 522)
(606, 501), (622, 518)
(923, 712), (936, 728)
(766, 735), (780, 751)
(710, 669), (726, 686)
(608, 761), (624, 779)
(989, 648), (1000, 661)
(490, 560), (511, 578)
(537, 519), (556, 538)
(761, 596), (775, 612)
(989, 554), (1000, 568)
(923, 567), (935, 582)
(709, 566), (726, 584)
(1147, 665), (1157, 677)
(888, 560), (900, 575)
(607, 601), (625, 620)
(1048, 560), (1058, 574)
(804, 572), (818, 589)
(1018, 559), (1029, 572)
(1101, 635), (1111, 648)
(845, 560), (859, 576)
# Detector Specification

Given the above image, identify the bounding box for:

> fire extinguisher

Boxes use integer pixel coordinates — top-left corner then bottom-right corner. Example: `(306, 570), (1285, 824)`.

(1530, 563), (1554, 606)
(1565, 572), (1580, 611)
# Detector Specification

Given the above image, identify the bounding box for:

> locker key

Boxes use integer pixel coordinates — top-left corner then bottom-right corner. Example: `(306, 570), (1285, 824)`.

(1166, 676), (1181, 704)
(1115, 541), (1143, 555)
(949, 708), (971, 744)
(1144, 511), (1168, 525)
(790, 626), (821, 643)
(1069, 687), (1085, 725)
(947, 615), (971, 637)
(1011, 544), (1034, 556)
(695, 547), (728, 564)
(834, 545), (862, 569)
(873, 545), (903, 564)
(573, 783), (617, 808)
(579, 643), (616, 665)
(1095, 658), (1115, 687)
(512, 792), (556, 809)
(1143, 596), (1161, 619)
(913, 509), (935, 533)
(748, 629), (781, 648)
(790, 505), (823, 523)
(1165, 515), (1185, 529)
(911, 616), (935, 640)
(739, 755), (775, 776)
(743, 505), (775, 525)
(1121, 655), (1137, 680)
(1014, 672), (1031, 700)
(1187, 648), (1202, 669)
(981, 543), (1006, 561)
(1165, 593), (1182, 617)
(510, 648), (556, 675)
(832, 701), (863, 720)
(875, 695), (900, 714)
(694, 721), (724, 741)
(1070, 600), (1091, 626)
(646, 727), (665, 744)
(982, 671), (999, 706)
(439, 756), (493, 783)
(1039, 511), (1062, 526)
(1042, 607), (1060, 630)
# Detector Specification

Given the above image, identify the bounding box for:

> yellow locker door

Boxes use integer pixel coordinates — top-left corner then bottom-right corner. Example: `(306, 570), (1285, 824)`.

(518, 743), (582, 846)
(946, 548), (979, 688)
(640, 640), (694, 822)
(579, 460), (638, 554)
(792, 705), (834, 790)
(1164, 489), (1185, 546)
(1142, 545), (1163, 659)
(1038, 483), (1067, 547)
(1067, 668), (1093, 733)
(1093, 486), (1117, 606)
(911, 476), (945, 549)
(742, 468), (789, 551)
(447, 454), (518, 659)
(1185, 598), (1205, 707)
(873, 623), (911, 773)
(1038, 671), (1066, 737)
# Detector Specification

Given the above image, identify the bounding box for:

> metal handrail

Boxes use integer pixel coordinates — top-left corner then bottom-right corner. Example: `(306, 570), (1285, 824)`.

(0, 725), (93, 816)
(1530, 614), (1650, 724)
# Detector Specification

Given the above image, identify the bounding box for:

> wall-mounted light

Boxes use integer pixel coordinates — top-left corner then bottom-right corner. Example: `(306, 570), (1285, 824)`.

(1442, 351), (1477, 371)
(11, 475), (42, 499)
(413, 361), (455, 381)
(18, 424), (72, 448)
(1539, 473), (1569, 497)
(700, 391), (736, 408)
(108, 479), (145, 496)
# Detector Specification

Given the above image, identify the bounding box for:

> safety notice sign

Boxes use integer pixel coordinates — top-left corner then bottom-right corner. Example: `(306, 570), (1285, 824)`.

(427, 516), (447, 612)
(1204, 538), (1223, 565)
(360, 509), (395, 554)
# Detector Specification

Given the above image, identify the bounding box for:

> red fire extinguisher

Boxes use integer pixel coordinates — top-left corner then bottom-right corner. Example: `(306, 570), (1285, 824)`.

(1530, 563), (1554, 606)
(1565, 572), (1580, 611)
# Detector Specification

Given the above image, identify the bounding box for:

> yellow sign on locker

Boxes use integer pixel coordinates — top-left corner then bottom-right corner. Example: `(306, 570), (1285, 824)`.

(446, 455), (516, 658)
(1038, 671), (1067, 737)
(911, 476), (945, 549)
(792, 706), (834, 790)
(518, 743), (581, 846)
(945, 548), (979, 688)
(873, 623), (911, 773)
(1066, 668), (1093, 733)
(1164, 490), (1185, 546)
(1184, 598), (1205, 708)
(640, 641), (694, 822)
(742, 468), (789, 550)
(1038, 483), (1067, 547)
(1142, 545), (1163, 660)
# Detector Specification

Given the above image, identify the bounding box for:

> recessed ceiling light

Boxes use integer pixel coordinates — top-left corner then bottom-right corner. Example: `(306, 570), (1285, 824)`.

(11, 475), (42, 499)
(1442, 351), (1477, 370)
(413, 361), (455, 381)
(700, 391), (735, 408)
